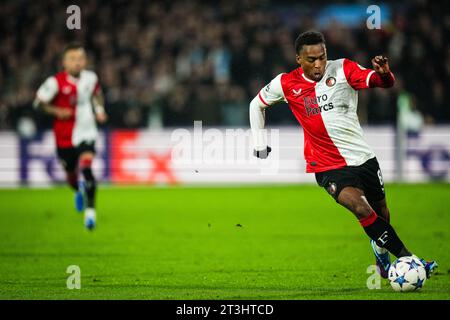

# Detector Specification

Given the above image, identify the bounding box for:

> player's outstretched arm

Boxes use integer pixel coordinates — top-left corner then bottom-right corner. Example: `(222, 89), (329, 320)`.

(343, 57), (395, 90)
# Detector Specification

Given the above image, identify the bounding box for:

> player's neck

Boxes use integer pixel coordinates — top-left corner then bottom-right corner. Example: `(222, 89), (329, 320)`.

(302, 72), (318, 83)
(65, 71), (82, 83)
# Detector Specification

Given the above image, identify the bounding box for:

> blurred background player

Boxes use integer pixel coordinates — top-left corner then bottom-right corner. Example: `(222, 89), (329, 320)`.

(34, 43), (107, 230)
(250, 30), (437, 280)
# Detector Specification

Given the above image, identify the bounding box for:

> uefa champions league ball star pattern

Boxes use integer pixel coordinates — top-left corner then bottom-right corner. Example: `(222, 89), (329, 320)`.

(388, 256), (427, 292)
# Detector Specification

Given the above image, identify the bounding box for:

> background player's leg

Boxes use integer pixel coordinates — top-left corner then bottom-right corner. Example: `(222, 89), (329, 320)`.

(337, 187), (410, 258)
(58, 148), (85, 212)
(79, 152), (96, 209)
(66, 170), (78, 191)
(57, 148), (79, 191)
(79, 151), (97, 230)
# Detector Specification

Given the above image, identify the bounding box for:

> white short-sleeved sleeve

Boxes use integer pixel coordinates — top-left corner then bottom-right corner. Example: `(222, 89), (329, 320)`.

(36, 77), (58, 103)
(257, 74), (286, 107)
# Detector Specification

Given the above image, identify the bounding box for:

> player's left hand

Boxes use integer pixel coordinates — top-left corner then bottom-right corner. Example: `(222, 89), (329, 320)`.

(96, 112), (108, 123)
(371, 55), (390, 75)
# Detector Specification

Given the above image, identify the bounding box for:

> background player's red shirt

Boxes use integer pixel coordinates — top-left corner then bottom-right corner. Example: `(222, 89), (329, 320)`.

(36, 70), (101, 148)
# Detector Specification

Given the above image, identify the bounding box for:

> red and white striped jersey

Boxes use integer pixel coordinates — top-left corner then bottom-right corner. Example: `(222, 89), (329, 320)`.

(36, 70), (101, 148)
(253, 58), (395, 173)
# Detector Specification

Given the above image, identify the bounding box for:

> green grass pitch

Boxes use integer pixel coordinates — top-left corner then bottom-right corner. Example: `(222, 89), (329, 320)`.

(0, 183), (449, 300)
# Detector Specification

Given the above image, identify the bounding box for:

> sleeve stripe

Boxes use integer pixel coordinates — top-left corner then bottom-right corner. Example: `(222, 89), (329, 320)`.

(36, 93), (51, 104)
(258, 92), (269, 106)
(93, 81), (101, 95)
(366, 70), (375, 88)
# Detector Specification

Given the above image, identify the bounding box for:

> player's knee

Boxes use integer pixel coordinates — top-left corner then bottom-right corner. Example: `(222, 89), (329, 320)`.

(79, 157), (96, 182)
(354, 204), (373, 220)
(79, 157), (93, 170)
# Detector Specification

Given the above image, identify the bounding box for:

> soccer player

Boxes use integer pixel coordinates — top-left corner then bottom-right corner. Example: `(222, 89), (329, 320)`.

(249, 31), (437, 280)
(34, 43), (107, 230)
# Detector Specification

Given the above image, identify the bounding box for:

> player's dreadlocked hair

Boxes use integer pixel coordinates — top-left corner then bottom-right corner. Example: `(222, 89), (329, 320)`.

(295, 30), (325, 54)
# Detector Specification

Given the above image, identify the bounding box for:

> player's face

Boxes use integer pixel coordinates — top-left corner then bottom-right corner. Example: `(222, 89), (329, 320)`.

(296, 44), (327, 82)
(63, 49), (87, 77)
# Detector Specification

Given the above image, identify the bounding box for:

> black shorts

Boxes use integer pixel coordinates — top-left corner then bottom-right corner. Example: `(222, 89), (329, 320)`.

(315, 157), (385, 203)
(56, 142), (96, 172)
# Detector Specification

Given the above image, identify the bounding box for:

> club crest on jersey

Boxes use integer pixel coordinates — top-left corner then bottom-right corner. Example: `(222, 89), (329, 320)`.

(326, 77), (336, 87)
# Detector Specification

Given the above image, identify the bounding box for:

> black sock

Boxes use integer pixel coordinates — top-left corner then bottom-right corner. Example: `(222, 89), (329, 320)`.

(66, 171), (79, 191)
(81, 167), (96, 208)
(360, 211), (411, 258)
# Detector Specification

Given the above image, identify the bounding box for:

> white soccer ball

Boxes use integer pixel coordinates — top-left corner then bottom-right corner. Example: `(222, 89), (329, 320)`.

(388, 255), (427, 292)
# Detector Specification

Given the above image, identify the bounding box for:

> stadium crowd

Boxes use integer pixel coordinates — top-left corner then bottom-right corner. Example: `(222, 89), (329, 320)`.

(0, 0), (448, 131)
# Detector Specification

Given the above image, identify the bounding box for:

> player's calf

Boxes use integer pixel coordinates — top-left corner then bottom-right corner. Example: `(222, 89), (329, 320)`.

(74, 181), (85, 213)
(360, 210), (412, 258)
(66, 170), (84, 212)
(79, 157), (96, 209)
(66, 170), (79, 191)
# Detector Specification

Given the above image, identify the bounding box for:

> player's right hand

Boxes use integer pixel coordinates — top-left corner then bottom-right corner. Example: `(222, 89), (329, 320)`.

(95, 112), (108, 124)
(254, 146), (272, 159)
(54, 108), (73, 120)
(371, 55), (390, 75)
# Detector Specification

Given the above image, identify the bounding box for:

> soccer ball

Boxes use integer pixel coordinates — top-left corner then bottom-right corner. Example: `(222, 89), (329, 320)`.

(388, 255), (427, 292)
